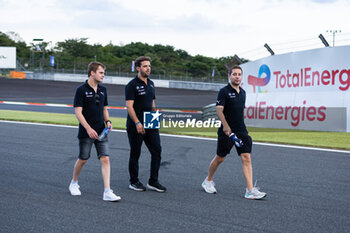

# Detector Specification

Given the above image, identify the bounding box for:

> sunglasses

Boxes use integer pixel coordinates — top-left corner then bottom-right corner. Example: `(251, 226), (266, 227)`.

(95, 94), (100, 105)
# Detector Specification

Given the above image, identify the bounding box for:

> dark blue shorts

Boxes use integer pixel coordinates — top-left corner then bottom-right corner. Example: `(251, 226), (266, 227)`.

(78, 136), (110, 160)
(216, 132), (252, 157)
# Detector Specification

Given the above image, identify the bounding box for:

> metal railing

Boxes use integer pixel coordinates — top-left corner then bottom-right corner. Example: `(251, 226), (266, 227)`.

(11, 58), (228, 84)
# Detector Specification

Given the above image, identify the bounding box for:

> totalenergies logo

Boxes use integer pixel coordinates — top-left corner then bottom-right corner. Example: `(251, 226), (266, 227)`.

(247, 64), (271, 93)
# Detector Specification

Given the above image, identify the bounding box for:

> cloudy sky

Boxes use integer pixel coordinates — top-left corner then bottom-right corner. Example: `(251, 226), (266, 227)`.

(1, 0), (349, 60)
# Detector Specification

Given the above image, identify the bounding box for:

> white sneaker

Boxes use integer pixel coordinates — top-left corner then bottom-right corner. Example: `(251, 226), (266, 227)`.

(103, 189), (121, 202)
(245, 187), (266, 200)
(69, 183), (81, 196)
(202, 178), (217, 194)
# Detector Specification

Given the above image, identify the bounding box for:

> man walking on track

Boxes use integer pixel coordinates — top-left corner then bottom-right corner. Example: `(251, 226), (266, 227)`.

(125, 56), (166, 193)
(69, 61), (121, 202)
(202, 65), (266, 200)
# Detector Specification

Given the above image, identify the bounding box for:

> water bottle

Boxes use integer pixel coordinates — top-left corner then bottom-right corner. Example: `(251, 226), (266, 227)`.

(229, 133), (243, 147)
(97, 126), (111, 141)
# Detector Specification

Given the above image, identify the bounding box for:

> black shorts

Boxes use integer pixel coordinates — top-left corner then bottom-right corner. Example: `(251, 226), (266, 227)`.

(216, 131), (252, 157)
(78, 136), (110, 160)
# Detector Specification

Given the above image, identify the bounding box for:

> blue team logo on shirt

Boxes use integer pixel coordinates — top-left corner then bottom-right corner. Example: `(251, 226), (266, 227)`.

(228, 93), (236, 98)
(85, 91), (93, 97)
(143, 110), (162, 129)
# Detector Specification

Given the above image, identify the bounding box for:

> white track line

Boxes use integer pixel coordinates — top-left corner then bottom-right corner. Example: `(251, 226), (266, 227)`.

(1, 120), (349, 154)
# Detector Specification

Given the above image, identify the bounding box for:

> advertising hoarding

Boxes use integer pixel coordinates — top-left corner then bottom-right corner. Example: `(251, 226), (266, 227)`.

(0, 47), (16, 69)
(241, 46), (350, 132)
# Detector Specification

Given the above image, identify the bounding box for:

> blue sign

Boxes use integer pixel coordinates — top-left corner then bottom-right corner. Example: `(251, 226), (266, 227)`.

(131, 60), (135, 72)
(143, 110), (162, 129)
(50, 55), (55, 67)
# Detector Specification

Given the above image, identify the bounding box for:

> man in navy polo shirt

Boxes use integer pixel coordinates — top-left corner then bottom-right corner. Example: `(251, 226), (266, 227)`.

(69, 61), (121, 202)
(125, 56), (166, 193)
(202, 65), (266, 200)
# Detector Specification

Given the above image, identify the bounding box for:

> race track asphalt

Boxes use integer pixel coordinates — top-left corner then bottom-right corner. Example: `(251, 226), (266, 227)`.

(0, 77), (350, 233)
(0, 121), (349, 233)
(0, 77), (218, 110)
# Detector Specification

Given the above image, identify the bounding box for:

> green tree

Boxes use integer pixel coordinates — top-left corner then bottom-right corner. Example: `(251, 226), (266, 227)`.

(1, 30), (250, 80)
(0, 31), (30, 58)
(56, 38), (93, 58)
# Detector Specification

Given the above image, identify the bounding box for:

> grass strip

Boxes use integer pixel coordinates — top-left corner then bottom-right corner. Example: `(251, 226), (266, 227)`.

(0, 109), (349, 150)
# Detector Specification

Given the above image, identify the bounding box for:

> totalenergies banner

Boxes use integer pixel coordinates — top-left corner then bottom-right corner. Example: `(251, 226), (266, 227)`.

(241, 46), (350, 132)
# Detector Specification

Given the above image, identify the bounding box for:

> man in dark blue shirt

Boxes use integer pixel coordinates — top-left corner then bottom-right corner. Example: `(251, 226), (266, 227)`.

(69, 62), (121, 202)
(202, 65), (266, 200)
(125, 56), (166, 193)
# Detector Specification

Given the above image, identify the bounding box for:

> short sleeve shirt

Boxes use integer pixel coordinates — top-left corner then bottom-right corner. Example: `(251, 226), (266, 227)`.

(216, 84), (248, 134)
(125, 76), (155, 128)
(74, 80), (108, 138)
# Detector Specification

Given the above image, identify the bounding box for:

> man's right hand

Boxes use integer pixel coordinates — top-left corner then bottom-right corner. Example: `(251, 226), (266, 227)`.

(87, 128), (98, 139)
(136, 123), (145, 134)
(223, 125), (232, 137)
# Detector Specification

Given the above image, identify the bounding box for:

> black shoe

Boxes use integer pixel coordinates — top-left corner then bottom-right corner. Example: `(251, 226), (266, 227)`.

(147, 182), (166, 193)
(129, 181), (146, 191)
